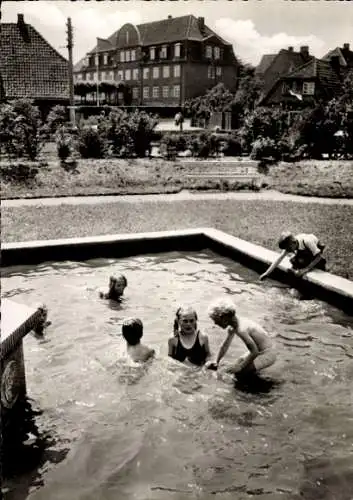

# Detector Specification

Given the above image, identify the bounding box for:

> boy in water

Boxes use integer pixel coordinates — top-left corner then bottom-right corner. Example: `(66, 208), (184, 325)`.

(33, 304), (51, 337)
(99, 274), (127, 302)
(260, 231), (326, 280)
(206, 298), (276, 377)
(122, 318), (155, 363)
(168, 306), (211, 366)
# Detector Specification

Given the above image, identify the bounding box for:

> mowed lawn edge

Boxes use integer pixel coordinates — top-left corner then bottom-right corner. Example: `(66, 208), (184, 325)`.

(2, 198), (353, 280)
(1, 158), (353, 199)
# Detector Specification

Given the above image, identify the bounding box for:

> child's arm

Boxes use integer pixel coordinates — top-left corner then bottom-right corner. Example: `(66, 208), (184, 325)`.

(168, 337), (176, 357)
(212, 329), (235, 368)
(201, 335), (212, 360)
(260, 249), (287, 281)
(295, 252), (325, 277)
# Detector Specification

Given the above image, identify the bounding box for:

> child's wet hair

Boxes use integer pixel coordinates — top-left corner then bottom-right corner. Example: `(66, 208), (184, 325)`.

(110, 274), (127, 288)
(122, 318), (143, 346)
(173, 306), (198, 336)
(208, 298), (236, 320)
(278, 231), (294, 250)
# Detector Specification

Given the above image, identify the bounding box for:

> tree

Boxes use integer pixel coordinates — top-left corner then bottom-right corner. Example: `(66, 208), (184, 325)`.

(184, 83), (234, 125)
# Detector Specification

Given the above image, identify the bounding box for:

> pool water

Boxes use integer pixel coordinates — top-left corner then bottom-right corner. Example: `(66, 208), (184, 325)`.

(2, 250), (353, 500)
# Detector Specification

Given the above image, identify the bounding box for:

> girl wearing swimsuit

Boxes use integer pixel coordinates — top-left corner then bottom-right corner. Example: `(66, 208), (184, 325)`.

(168, 306), (211, 366)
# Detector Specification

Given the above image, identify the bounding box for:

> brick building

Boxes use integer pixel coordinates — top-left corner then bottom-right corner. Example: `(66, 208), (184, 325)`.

(74, 15), (239, 107)
(0, 14), (69, 115)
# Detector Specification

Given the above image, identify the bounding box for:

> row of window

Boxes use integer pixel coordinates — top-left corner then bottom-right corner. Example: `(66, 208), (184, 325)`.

(130, 85), (180, 99)
(86, 43), (222, 67)
(77, 64), (182, 82)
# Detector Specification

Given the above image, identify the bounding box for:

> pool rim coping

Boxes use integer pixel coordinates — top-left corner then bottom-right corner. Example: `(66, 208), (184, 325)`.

(2, 227), (353, 311)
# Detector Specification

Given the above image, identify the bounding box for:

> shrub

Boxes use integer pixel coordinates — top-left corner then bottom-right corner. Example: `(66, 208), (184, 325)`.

(1, 162), (39, 184)
(56, 127), (72, 162)
(223, 135), (242, 156)
(250, 136), (279, 161)
(78, 127), (106, 159)
(0, 100), (44, 160)
(43, 105), (68, 137)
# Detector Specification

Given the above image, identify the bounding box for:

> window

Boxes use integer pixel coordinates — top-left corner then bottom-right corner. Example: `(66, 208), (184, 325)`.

(89, 72), (94, 81)
(132, 87), (139, 99)
(125, 69), (131, 81)
(174, 43), (181, 58)
(101, 71), (106, 81)
(208, 66), (215, 79)
(174, 65), (181, 78)
(282, 82), (289, 94)
(214, 47), (221, 60)
(95, 55), (99, 66)
(143, 68), (150, 80)
(98, 72), (102, 81)
(172, 85), (180, 98)
(82, 73), (87, 81)
(153, 67), (160, 79)
(206, 45), (212, 58)
(153, 86), (159, 98)
(150, 47), (155, 60)
(162, 86), (169, 98)
(216, 66), (222, 76)
(163, 65), (170, 78)
(117, 70), (124, 81)
(104, 53), (108, 65)
(131, 50), (136, 61)
(125, 50), (131, 62)
(302, 82), (315, 95)
(133, 68), (139, 80)
(160, 46), (168, 59)
(120, 51), (125, 63)
(143, 87), (150, 98)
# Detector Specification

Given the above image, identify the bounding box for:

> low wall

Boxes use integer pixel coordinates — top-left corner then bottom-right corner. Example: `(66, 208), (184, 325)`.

(2, 229), (353, 314)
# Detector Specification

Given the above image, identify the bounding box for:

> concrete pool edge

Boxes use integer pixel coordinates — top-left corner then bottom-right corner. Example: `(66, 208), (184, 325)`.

(2, 227), (353, 313)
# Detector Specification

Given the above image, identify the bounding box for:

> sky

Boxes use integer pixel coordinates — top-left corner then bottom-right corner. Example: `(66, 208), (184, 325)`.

(2, 0), (353, 66)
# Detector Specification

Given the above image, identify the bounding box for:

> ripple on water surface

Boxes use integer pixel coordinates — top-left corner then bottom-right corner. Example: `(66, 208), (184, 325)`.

(2, 250), (353, 500)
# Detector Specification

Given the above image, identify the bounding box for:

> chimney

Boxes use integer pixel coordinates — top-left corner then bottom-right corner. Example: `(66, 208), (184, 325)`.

(168, 15), (172, 19)
(198, 17), (205, 35)
(343, 43), (350, 51)
(288, 46), (294, 52)
(330, 55), (341, 76)
(17, 13), (29, 42)
(300, 46), (309, 59)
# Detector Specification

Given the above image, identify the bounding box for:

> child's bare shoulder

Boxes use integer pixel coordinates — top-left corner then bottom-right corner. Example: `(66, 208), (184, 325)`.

(238, 316), (266, 334)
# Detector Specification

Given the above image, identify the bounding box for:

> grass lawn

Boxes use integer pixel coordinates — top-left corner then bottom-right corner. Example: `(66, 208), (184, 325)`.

(2, 199), (353, 280)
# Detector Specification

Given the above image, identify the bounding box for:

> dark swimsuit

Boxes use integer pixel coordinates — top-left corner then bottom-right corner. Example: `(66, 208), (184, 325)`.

(290, 244), (326, 270)
(172, 332), (208, 366)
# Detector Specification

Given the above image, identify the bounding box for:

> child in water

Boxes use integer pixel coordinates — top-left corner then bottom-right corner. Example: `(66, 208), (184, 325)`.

(168, 306), (211, 366)
(99, 274), (127, 302)
(122, 318), (155, 363)
(33, 304), (51, 337)
(206, 298), (276, 377)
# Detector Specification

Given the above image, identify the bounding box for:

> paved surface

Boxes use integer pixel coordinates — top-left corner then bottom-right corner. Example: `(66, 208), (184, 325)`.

(2, 190), (353, 207)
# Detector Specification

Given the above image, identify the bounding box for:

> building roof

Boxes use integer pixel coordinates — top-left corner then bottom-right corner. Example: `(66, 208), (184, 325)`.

(285, 58), (342, 94)
(0, 17), (69, 101)
(87, 14), (230, 54)
(255, 54), (276, 75)
(322, 45), (353, 69)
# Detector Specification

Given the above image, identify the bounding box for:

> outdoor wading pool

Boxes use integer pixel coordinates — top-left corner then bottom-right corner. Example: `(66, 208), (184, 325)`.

(1, 230), (353, 500)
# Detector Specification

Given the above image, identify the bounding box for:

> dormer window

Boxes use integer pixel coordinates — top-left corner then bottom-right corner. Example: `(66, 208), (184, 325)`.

(160, 46), (168, 59)
(174, 43), (181, 58)
(214, 47), (221, 60)
(150, 47), (156, 60)
(206, 45), (212, 58)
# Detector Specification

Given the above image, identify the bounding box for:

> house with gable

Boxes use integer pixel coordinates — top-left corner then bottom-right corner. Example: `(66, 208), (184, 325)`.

(74, 14), (239, 107)
(0, 13), (69, 115)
